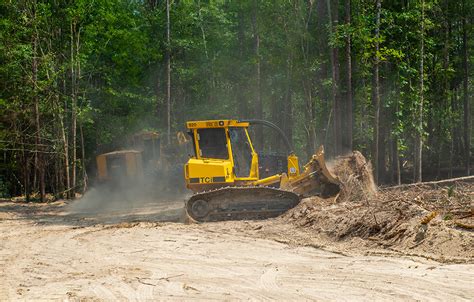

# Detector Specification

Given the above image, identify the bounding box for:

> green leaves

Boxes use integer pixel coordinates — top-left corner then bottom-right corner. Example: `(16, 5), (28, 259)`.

(0, 0), (472, 197)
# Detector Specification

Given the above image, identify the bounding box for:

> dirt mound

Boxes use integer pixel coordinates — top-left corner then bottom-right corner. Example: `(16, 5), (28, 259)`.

(283, 152), (473, 262)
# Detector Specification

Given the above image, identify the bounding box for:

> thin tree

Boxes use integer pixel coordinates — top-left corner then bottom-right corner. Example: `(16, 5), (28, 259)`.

(70, 20), (78, 198)
(284, 53), (293, 147)
(373, 0), (381, 184)
(79, 122), (87, 193)
(59, 95), (70, 199)
(327, 0), (341, 157)
(439, 0), (450, 178)
(462, 0), (470, 175)
(299, 0), (316, 158)
(237, 5), (247, 119)
(252, 0), (263, 149)
(166, 0), (171, 144)
(31, 0), (45, 201)
(344, 0), (353, 153)
(414, 0), (425, 182)
(198, 0), (213, 105)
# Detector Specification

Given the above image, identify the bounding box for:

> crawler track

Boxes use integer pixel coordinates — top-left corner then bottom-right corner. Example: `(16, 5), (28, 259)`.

(186, 187), (300, 222)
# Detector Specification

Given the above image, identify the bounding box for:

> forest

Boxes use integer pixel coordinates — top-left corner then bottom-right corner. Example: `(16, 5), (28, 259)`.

(0, 0), (472, 201)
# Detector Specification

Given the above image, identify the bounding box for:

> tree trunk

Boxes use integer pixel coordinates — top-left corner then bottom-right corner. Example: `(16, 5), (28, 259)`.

(198, 0), (215, 106)
(344, 0), (353, 153)
(304, 83), (316, 158)
(166, 0), (171, 145)
(301, 0), (316, 158)
(414, 0), (425, 183)
(252, 0), (263, 150)
(450, 88), (456, 178)
(32, 8), (45, 202)
(70, 20), (77, 198)
(462, 0), (470, 175)
(21, 135), (31, 202)
(439, 8), (450, 179)
(373, 0), (381, 184)
(316, 0), (329, 147)
(237, 7), (247, 119)
(284, 54), (293, 146)
(327, 0), (341, 157)
(79, 122), (87, 193)
(56, 109), (64, 194)
(393, 139), (401, 185)
(394, 71), (402, 185)
(60, 79), (70, 199)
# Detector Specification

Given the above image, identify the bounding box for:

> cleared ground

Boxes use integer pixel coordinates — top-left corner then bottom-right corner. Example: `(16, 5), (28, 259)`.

(0, 201), (472, 301)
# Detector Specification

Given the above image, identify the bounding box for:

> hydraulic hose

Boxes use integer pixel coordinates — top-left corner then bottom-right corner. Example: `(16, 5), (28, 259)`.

(239, 119), (294, 155)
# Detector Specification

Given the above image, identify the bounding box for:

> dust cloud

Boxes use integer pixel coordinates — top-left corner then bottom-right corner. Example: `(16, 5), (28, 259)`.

(66, 176), (189, 223)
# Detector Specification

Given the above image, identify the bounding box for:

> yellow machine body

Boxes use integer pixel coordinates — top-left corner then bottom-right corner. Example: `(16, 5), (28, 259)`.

(96, 131), (160, 183)
(96, 150), (144, 182)
(183, 119), (340, 222)
(184, 120), (340, 222)
(184, 119), (301, 192)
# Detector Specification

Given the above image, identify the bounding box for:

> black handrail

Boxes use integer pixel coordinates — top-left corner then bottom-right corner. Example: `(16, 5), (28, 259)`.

(239, 119), (294, 155)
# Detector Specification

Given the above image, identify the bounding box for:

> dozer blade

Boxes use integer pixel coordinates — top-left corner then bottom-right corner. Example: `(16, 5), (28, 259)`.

(281, 146), (341, 198)
(186, 187), (300, 222)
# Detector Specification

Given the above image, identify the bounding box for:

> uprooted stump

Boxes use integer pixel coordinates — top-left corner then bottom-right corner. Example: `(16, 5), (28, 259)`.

(332, 151), (377, 202)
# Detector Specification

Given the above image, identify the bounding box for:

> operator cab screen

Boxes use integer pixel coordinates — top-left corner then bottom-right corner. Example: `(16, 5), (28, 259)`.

(197, 128), (228, 159)
(229, 127), (252, 177)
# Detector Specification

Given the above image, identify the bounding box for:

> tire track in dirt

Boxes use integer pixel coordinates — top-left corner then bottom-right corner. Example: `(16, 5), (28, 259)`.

(258, 266), (280, 293)
(1, 202), (473, 301)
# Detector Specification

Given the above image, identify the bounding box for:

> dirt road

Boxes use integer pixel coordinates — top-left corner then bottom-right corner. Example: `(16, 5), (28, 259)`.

(0, 201), (473, 301)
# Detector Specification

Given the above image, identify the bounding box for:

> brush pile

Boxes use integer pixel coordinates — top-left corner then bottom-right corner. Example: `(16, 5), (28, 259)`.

(283, 151), (473, 261)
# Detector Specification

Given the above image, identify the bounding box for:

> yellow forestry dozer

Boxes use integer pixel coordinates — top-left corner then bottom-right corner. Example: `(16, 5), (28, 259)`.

(96, 131), (190, 194)
(96, 131), (161, 183)
(184, 119), (340, 222)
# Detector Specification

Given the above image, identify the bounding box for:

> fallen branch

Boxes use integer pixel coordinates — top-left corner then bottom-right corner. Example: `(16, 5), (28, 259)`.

(158, 274), (184, 281)
(387, 176), (474, 190)
(135, 277), (156, 286)
(454, 221), (474, 230)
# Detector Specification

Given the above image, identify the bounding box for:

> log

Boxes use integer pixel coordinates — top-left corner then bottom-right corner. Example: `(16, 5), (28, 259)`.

(387, 176), (474, 190)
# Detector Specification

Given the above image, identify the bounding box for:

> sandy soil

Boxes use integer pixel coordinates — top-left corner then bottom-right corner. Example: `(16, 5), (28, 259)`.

(1, 201), (473, 301)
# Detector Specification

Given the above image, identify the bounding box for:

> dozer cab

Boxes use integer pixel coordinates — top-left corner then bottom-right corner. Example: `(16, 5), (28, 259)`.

(184, 119), (340, 222)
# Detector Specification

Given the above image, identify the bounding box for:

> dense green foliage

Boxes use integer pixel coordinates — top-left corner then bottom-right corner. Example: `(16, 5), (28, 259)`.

(0, 0), (472, 199)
